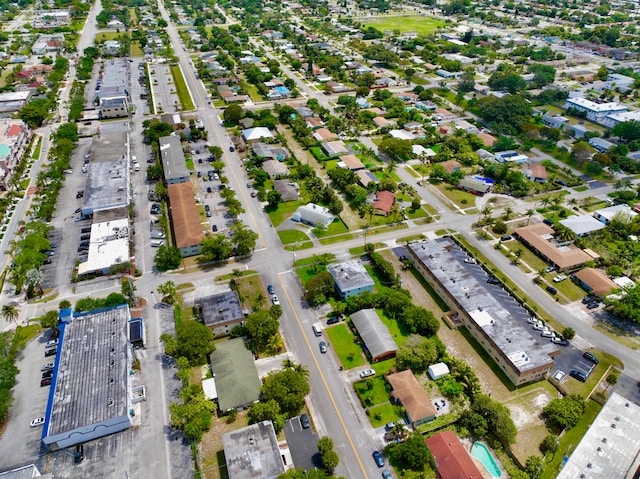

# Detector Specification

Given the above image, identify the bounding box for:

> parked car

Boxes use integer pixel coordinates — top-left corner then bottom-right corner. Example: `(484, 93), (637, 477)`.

(487, 277), (500, 285)
(229, 146), (235, 152)
(545, 286), (558, 295)
(319, 341), (327, 354)
(582, 295), (596, 304)
(544, 265), (556, 273)
(586, 301), (600, 309)
(384, 422), (396, 431)
(570, 370), (587, 382)
(500, 235), (513, 241)
(41, 363), (54, 372)
(541, 330), (554, 338)
(30, 417), (45, 427)
(372, 451), (384, 468)
(40, 378), (51, 387)
(272, 295), (280, 305)
(42, 370), (53, 379)
(551, 336), (569, 346)
(327, 316), (340, 325)
(74, 444), (84, 464)
(45, 348), (57, 357)
(583, 352), (599, 364)
(267, 285), (275, 295)
(382, 470), (392, 479)
(360, 368), (376, 379)
(45, 338), (58, 348)
(211, 225), (218, 232)
(553, 274), (567, 283)
(206, 187), (212, 193)
(300, 413), (310, 429)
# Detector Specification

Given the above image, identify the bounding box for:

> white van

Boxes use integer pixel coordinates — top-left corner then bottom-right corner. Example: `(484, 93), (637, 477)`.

(151, 240), (164, 247)
(312, 322), (323, 337)
(134, 163), (140, 171)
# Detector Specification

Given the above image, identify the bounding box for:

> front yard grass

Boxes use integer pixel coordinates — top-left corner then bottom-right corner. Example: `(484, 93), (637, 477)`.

(325, 324), (366, 370)
(367, 403), (404, 428)
(433, 183), (477, 209)
(277, 229), (310, 245)
(236, 274), (267, 311)
(318, 233), (354, 245)
(354, 377), (390, 407)
(266, 199), (305, 226)
(312, 218), (348, 237)
(295, 264), (327, 285)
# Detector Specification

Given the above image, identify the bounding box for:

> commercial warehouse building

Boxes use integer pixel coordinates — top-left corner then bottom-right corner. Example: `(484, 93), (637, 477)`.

(42, 305), (135, 450)
(222, 421), (286, 479)
(408, 238), (558, 386)
(77, 209), (130, 277)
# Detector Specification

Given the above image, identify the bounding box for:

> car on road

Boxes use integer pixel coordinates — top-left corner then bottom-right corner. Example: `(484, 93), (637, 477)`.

(583, 351), (599, 364)
(229, 146), (235, 152)
(372, 450), (384, 468)
(300, 413), (310, 429)
(272, 295), (280, 305)
(382, 470), (392, 479)
(570, 370), (587, 382)
(251, 191), (257, 197)
(206, 187), (212, 193)
(30, 417), (45, 427)
(211, 225), (218, 232)
(319, 341), (327, 354)
(267, 285), (275, 295)
(360, 369), (376, 379)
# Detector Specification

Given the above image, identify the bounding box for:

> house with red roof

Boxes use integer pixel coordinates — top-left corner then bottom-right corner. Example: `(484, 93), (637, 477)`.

(373, 190), (396, 216)
(425, 431), (484, 479)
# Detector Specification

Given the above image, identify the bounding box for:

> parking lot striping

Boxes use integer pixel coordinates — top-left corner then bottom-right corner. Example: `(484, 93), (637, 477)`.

(277, 272), (369, 479)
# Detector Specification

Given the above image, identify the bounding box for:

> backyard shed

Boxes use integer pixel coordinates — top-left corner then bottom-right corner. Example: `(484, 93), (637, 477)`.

(428, 362), (450, 380)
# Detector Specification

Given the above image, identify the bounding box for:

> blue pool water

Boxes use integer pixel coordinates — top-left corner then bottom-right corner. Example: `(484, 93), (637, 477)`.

(472, 442), (502, 478)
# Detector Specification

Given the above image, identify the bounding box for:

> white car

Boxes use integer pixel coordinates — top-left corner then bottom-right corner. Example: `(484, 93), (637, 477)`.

(272, 295), (280, 305)
(360, 368), (376, 378)
(41, 363), (54, 372)
(553, 274), (567, 283)
(533, 322), (546, 331)
(45, 339), (58, 348)
(541, 330), (554, 338)
(30, 417), (45, 427)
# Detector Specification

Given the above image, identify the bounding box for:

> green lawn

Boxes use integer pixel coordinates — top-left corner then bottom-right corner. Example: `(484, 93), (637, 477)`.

(407, 206), (428, 219)
(312, 218), (348, 238)
(573, 185), (589, 192)
(363, 15), (446, 35)
(372, 358), (396, 376)
(294, 254), (336, 267)
(367, 403), (404, 428)
(284, 242), (314, 251)
(318, 233), (354, 245)
(433, 183), (478, 209)
(96, 31), (121, 41)
(185, 157), (194, 170)
(170, 64), (195, 111)
(277, 229), (310, 245)
(266, 199), (305, 226)
(354, 377), (390, 407)
(31, 137), (42, 159)
(325, 324), (366, 370)
(375, 308), (410, 345)
(540, 400), (602, 479)
(295, 264), (327, 285)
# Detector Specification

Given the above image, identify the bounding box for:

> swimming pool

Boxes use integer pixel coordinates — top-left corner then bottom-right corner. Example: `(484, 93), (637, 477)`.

(472, 442), (502, 478)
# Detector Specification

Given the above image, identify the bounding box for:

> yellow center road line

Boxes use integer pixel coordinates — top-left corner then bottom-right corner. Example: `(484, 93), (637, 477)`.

(277, 272), (368, 479)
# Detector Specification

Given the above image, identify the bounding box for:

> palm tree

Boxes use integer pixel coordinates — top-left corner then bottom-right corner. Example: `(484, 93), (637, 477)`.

(26, 268), (45, 297)
(525, 208), (535, 225)
(551, 194), (564, 211)
(623, 178), (633, 191)
(283, 359), (309, 378)
(502, 207), (514, 221)
(255, 293), (266, 309)
(512, 247), (524, 265)
(266, 334), (284, 355)
(157, 281), (177, 304)
(540, 196), (551, 211)
(480, 206), (493, 223)
(614, 179), (623, 191)
(554, 224), (576, 243)
(1, 304), (19, 324)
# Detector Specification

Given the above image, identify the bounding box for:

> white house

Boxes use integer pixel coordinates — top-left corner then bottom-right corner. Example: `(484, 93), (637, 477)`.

(564, 97), (627, 124)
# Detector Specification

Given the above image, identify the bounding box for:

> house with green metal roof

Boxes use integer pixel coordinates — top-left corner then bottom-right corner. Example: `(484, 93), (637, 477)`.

(207, 338), (261, 413)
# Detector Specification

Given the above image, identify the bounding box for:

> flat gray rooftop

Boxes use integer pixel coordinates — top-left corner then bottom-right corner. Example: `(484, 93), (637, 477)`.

(159, 136), (189, 182)
(557, 392), (640, 479)
(48, 305), (131, 436)
(197, 291), (244, 328)
(82, 132), (130, 214)
(327, 260), (374, 291)
(409, 238), (558, 375)
(97, 59), (129, 100)
(222, 421), (285, 479)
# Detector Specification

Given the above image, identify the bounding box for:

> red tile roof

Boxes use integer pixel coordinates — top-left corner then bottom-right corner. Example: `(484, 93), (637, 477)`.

(373, 190), (395, 215)
(7, 124), (23, 136)
(425, 431), (484, 479)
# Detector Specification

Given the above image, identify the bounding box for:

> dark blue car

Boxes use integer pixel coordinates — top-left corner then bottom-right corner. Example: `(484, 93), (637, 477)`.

(372, 451), (384, 468)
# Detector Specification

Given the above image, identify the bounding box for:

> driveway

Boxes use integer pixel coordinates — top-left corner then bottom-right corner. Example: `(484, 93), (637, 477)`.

(283, 416), (321, 471)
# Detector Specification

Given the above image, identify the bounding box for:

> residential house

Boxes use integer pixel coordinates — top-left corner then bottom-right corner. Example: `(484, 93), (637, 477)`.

(569, 124), (588, 139)
(252, 143), (289, 161)
(389, 129), (415, 141)
(273, 179), (298, 202)
(458, 177), (491, 196)
(262, 160), (289, 179)
(434, 108), (456, 121)
(494, 150), (529, 163)
(564, 97), (627, 124)
(542, 114), (569, 129)
(305, 117), (324, 129)
(412, 145), (436, 158)
(372, 190), (396, 216)
(31, 34), (64, 55)
(589, 137), (615, 153)
(573, 268), (618, 298)
(321, 140), (348, 157)
(291, 203), (334, 228)
(196, 291), (245, 337)
(356, 169), (378, 188)
(327, 261), (375, 299)
(440, 160), (461, 173)
(593, 204), (638, 224)
(404, 121), (423, 134)
(313, 128), (338, 142)
(603, 110), (640, 129)
(103, 40), (121, 56)
(524, 163), (548, 183)
(167, 182), (204, 257)
(514, 223), (597, 271)
(477, 132), (497, 147)
(242, 127), (274, 143)
(425, 431), (483, 479)
(559, 215), (606, 237)
(372, 116), (392, 128)
(338, 154), (365, 171)
(454, 119), (479, 134)
(386, 370), (436, 428)
(350, 309), (398, 362)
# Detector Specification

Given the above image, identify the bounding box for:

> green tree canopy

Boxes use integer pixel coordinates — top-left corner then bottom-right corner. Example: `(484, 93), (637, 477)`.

(175, 320), (216, 365)
(542, 394), (586, 432)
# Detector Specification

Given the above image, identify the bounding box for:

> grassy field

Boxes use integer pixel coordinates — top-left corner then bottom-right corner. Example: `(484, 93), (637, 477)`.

(277, 229), (310, 245)
(96, 32), (121, 42)
(131, 43), (144, 57)
(170, 64), (195, 111)
(312, 219), (348, 238)
(362, 15), (446, 36)
(296, 263), (327, 285)
(434, 183), (478, 209)
(325, 324), (366, 370)
(354, 377), (390, 407)
(31, 137), (42, 159)
(266, 199), (304, 226)
(367, 403), (404, 428)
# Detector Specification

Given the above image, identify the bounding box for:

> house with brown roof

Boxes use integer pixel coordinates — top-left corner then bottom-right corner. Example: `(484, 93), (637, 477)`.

(338, 154), (365, 171)
(313, 128), (339, 142)
(356, 169), (378, 187)
(425, 431), (484, 479)
(372, 116), (392, 128)
(478, 132), (497, 147)
(305, 117), (324, 130)
(321, 140), (348, 157)
(440, 160), (461, 173)
(167, 182), (205, 257)
(514, 223), (596, 271)
(386, 370), (436, 428)
(373, 190), (396, 216)
(573, 268), (618, 298)
(525, 163), (548, 183)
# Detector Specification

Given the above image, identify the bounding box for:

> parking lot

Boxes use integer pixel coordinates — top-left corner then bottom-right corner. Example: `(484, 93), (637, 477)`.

(283, 416), (320, 470)
(147, 59), (180, 115)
